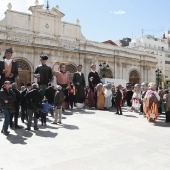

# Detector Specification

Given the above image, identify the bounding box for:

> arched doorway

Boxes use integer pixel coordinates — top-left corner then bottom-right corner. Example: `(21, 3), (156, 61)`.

(129, 70), (140, 86)
(15, 60), (31, 88)
(66, 64), (77, 82)
(99, 68), (113, 78)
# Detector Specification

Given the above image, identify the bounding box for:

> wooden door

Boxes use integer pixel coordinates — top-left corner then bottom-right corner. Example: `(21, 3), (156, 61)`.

(15, 69), (31, 89)
(129, 78), (140, 86)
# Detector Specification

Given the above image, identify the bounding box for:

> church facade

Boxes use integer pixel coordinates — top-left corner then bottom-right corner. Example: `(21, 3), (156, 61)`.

(0, 2), (157, 87)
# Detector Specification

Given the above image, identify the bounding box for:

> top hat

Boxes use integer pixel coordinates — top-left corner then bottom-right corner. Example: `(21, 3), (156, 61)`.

(5, 48), (13, 53)
(40, 54), (48, 60)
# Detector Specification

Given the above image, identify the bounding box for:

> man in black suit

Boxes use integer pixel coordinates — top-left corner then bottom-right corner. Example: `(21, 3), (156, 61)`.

(72, 64), (86, 104)
(34, 54), (53, 94)
(0, 48), (18, 87)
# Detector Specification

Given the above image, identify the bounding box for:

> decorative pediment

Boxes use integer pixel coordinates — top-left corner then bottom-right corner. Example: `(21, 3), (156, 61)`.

(50, 7), (65, 18)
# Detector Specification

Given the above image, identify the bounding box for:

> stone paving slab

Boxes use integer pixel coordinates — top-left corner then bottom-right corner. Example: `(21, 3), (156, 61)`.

(0, 108), (170, 170)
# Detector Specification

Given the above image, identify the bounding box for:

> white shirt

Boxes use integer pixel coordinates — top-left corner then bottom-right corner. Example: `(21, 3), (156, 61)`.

(77, 71), (82, 76)
(91, 70), (95, 73)
(5, 59), (12, 66)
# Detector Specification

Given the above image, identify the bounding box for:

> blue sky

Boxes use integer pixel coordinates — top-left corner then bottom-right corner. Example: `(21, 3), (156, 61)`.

(0, 0), (170, 42)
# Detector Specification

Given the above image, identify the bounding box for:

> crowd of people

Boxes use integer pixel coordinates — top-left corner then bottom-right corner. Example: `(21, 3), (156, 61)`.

(0, 48), (169, 136)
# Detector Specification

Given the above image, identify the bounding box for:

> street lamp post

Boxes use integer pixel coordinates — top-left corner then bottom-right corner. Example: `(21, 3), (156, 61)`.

(155, 68), (162, 87)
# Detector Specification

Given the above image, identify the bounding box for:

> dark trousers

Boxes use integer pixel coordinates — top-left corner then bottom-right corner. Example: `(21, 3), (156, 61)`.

(127, 99), (132, 107)
(115, 100), (122, 113)
(27, 109), (38, 129)
(140, 103), (143, 113)
(10, 105), (19, 127)
(21, 104), (28, 122)
(158, 100), (162, 114)
(68, 94), (74, 109)
(2, 109), (11, 132)
(40, 112), (47, 124)
(111, 97), (116, 107)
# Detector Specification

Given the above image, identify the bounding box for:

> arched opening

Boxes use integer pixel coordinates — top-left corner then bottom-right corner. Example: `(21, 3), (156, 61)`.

(129, 70), (140, 86)
(66, 64), (77, 82)
(15, 60), (31, 88)
(99, 68), (113, 78)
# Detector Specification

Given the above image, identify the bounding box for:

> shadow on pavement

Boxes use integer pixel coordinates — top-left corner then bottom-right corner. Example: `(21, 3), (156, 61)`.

(58, 123), (79, 130)
(39, 124), (58, 130)
(154, 121), (170, 127)
(6, 134), (27, 144)
(35, 130), (58, 138)
(63, 111), (73, 115)
(14, 129), (33, 138)
(123, 115), (138, 118)
(69, 109), (95, 114)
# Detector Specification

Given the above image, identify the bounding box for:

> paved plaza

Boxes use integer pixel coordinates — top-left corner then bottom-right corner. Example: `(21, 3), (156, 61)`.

(0, 107), (170, 170)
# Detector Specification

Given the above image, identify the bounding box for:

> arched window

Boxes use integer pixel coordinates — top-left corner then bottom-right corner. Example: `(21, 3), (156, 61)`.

(15, 60), (30, 71)
(66, 64), (77, 73)
(99, 68), (113, 78)
(129, 70), (139, 78)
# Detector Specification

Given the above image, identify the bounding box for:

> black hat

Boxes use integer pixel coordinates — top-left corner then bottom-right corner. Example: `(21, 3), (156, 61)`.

(40, 55), (48, 60)
(26, 83), (31, 87)
(77, 64), (82, 67)
(5, 48), (13, 53)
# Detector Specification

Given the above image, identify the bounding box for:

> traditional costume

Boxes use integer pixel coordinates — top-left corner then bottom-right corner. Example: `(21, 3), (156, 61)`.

(96, 83), (104, 110)
(0, 48), (18, 87)
(52, 64), (70, 109)
(143, 82), (160, 122)
(72, 66), (86, 103)
(34, 55), (53, 94)
(103, 83), (112, 109)
(88, 66), (101, 107)
(132, 84), (141, 112)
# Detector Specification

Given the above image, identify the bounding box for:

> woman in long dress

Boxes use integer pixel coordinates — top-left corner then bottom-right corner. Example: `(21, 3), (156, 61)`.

(96, 83), (104, 110)
(143, 82), (160, 122)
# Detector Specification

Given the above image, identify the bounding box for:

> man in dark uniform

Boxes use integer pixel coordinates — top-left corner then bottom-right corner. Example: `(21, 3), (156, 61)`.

(34, 54), (53, 94)
(0, 48), (18, 88)
(72, 64), (86, 104)
(88, 64), (102, 107)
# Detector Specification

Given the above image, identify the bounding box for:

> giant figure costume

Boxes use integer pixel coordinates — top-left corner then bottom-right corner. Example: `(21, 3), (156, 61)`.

(88, 64), (101, 107)
(34, 55), (53, 94)
(72, 65), (86, 103)
(0, 48), (18, 87)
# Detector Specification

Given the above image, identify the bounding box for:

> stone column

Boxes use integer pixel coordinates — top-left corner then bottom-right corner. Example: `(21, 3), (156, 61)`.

(115, 62), (120, 79)
(122, 62), (127, 79)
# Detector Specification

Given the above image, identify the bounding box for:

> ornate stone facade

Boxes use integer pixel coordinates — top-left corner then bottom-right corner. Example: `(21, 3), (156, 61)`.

(0, 2), (157, 86)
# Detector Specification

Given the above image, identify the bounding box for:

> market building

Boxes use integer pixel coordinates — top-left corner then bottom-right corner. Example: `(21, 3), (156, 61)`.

(0, 1), (157, 87)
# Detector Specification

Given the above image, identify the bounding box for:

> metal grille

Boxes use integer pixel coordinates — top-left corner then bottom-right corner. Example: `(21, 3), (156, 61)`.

(66, 64), (77, 73)
(16, 60), (30, 71)
(129, 70), (139, 78)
